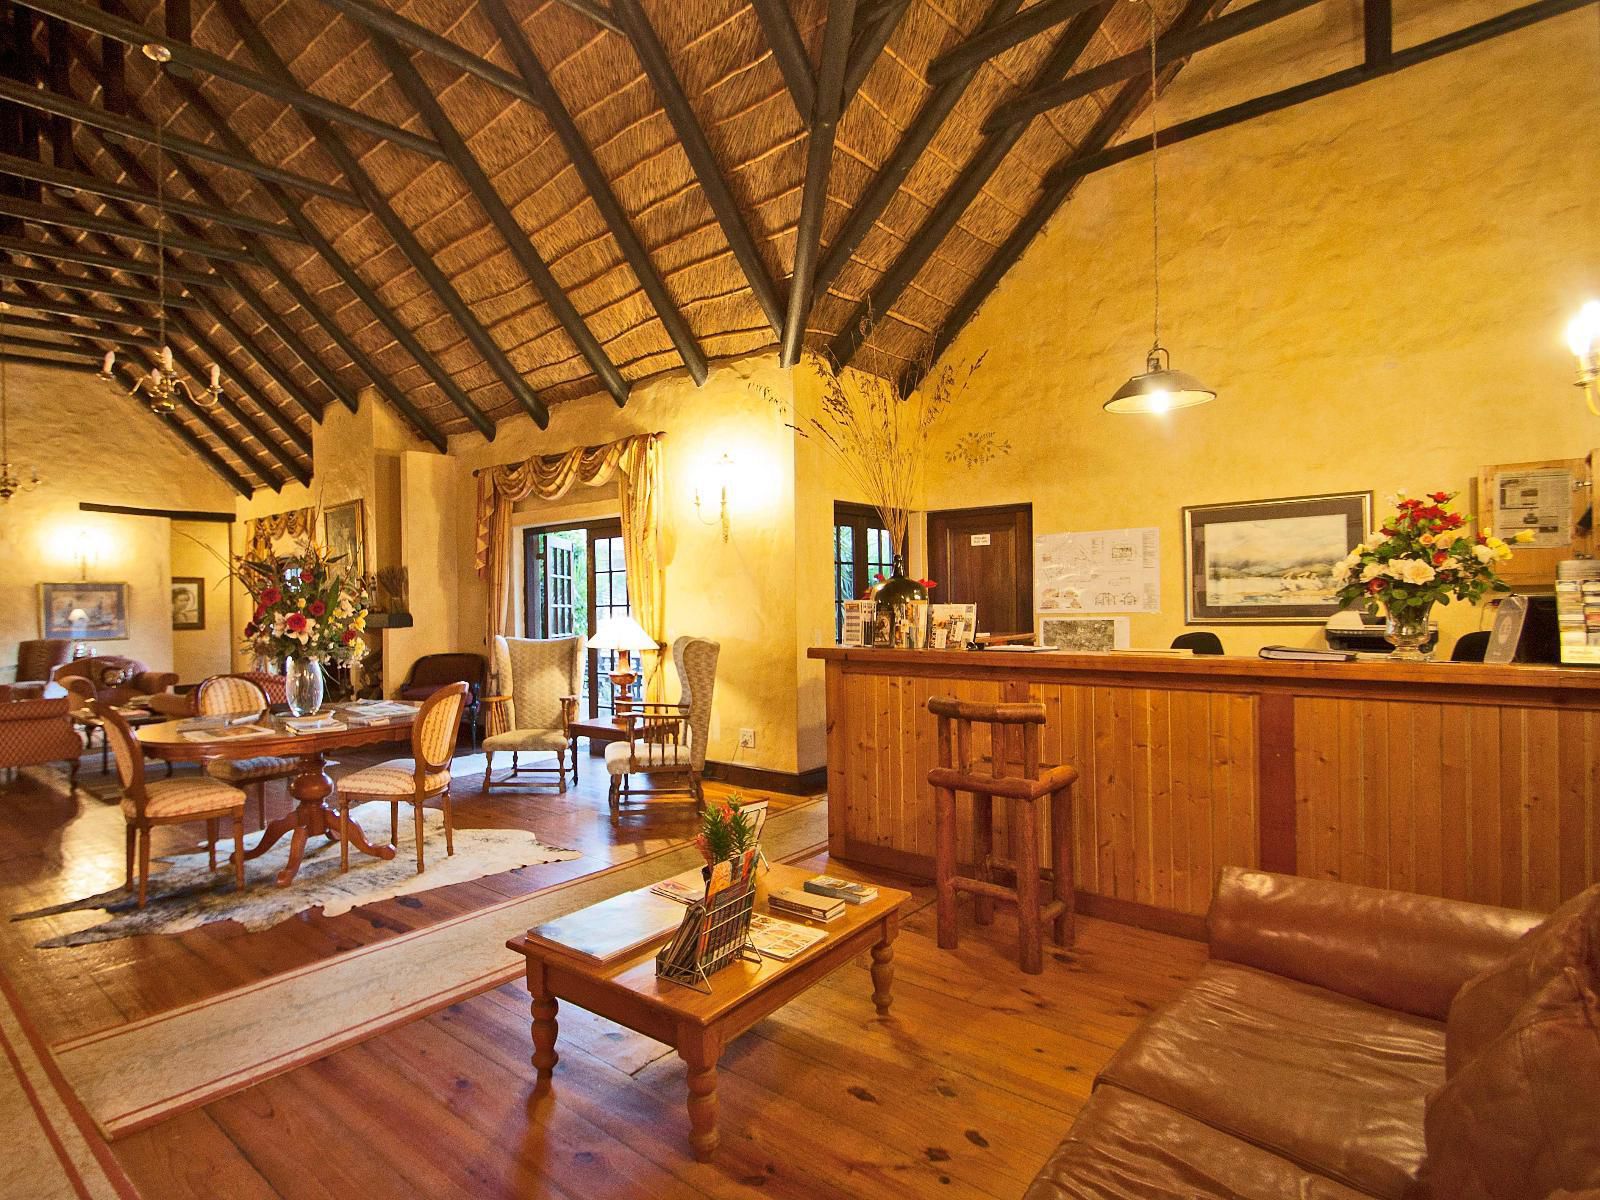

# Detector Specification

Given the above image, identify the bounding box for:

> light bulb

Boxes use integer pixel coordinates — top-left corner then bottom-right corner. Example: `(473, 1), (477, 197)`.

(101, 350), (115, 375)
(1146, 389), (1172, 414)
(1567, 300), (1600, 359)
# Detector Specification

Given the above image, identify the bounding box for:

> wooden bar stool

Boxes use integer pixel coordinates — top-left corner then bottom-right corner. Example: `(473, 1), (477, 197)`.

(928, 696), (1078, 974)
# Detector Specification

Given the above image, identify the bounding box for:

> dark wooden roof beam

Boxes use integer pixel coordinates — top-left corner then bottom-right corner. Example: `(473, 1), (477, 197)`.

(1, 330), (105, 355)
(3, 286), (164, 327)
(10, 0), (448, 161)
(4, 347), (103, 370)
(551, 0), (622, 35)
(614, 0), (785, 336)
(749, 0), (817, 121)
(782, 0), (856, 366)
(1364, 0), (1392, 69)
(376, 34), (628, 407)
(927, 0), (1106, 85)
(843, 0), (909, 103)
(0, 190), (254, 261)
(480, 0), (706, 385)
(45, 17), (76, 171)
(0, 256), (199, 305)
(0, 229), (216, 285)
(3, 308), (156, 343)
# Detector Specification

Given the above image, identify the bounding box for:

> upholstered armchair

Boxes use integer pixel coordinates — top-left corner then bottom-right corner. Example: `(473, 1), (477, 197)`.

(605, 636), (720, 824)
(396, 653), (487, 747)
(53, 656), (179, 707)
(16, 639), (71, 683)
(482, 635), (582, 793)
(0, 688), (85, 791)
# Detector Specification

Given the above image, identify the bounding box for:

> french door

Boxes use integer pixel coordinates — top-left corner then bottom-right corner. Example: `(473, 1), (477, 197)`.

(522, 519), (633, 718)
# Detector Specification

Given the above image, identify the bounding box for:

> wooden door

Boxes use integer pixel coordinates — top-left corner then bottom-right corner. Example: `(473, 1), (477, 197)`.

(926, 503), (1033, 635)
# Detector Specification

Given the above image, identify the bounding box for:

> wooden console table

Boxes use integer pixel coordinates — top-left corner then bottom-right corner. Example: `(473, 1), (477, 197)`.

(507, 863), (908, 1161)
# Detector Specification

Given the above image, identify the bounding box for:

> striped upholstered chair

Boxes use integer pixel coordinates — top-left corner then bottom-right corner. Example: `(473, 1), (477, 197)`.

(194, 674), (301, 829)
(605, 636), (719, 824)
(95, 701), (246, 907)
(335, 682), (468, 873)
(482, 635), (582, 793)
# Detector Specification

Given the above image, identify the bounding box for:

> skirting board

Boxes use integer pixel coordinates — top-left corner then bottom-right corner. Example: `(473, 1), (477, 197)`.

(830, 837), (1208, 942)
(703, 760), (828, 796)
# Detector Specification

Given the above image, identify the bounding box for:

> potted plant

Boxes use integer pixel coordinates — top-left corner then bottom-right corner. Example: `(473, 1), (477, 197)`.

(696, 794), (765, 900)
(1332, 491), (1531, 660)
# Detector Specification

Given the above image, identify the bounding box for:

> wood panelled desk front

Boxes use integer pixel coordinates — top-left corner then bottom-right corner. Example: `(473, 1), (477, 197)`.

(809, 647), (1600, 934)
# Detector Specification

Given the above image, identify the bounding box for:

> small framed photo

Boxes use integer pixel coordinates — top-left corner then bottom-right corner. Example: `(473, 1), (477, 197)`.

(1038, 614), (1130, 652)
(171, 576), (206, 631)
(40, 582), (129, 641)
(1183, 492), (1372, 625)
(323, 499), (366, 579)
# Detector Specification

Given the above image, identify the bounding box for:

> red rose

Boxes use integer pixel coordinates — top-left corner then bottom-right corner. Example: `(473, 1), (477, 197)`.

(285, 612), (307, 633)
(1366, 578), (1384, 594)
(1430, 491), (1451, 503)
(260, 586), (281, 606)
(1433, 550), (1448, 566)
(342, 629), (358, 645)
(308, 599), (327, 617)
(244, 621), (257, 638)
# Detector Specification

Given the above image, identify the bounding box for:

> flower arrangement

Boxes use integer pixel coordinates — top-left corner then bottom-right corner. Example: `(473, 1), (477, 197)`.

(239, 542), (370, 666)
(695, 794), (759, 865)
(1332, 490), (1531, 617)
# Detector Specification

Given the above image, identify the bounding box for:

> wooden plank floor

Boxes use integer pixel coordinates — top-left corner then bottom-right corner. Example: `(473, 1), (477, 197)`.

(1, 748), (1208, 1199)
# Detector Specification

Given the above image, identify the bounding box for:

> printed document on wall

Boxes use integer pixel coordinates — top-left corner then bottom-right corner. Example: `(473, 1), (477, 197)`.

(1035, 527), (1160, 614)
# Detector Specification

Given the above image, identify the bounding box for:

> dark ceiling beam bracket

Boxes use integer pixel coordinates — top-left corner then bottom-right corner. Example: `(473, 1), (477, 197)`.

(81, 500), (235, 521)
(0, 231), (216, 286)
(782, 0), (856, 366)
(2, 287), (164, 328)
(828, 2), (1112, 365)
(9, 0), (448, 161)
(927, 0), (1106, 85)
(3, 309), (156, 344)
(161, 72), (454, 448)
(99, 24), (126, 114)
(215, 0), (518, 435)
(480, 0), (706, 386)
(814, 0), (1023, 298)
(551, 0), (622, 35)
(376, 34), (629, 407)
(983, 0), (1324, 134)
(0, 149), (305, 243)
(842, 0), (909, 103)
(613, 0), (785, 336)
(0, 257), (199, 305)
(1364, 0), (1393, 69)
(45, 17), (75, 170)
(0, 191), (254, 262)
(749, 0), (817, 120)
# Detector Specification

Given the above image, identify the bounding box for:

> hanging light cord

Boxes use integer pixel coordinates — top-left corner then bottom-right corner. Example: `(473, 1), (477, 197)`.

(154, 69), (168, 360)
(1142, 0), (1161, 353)
(0, 303), (10, 462)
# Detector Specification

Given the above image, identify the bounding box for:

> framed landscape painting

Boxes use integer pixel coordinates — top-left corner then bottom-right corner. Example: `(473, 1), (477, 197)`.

(171, 577), (206, 631)
(323, 499), (366, 579)
(40, 582), (129, 641)
(1183, 492), (1371, 624)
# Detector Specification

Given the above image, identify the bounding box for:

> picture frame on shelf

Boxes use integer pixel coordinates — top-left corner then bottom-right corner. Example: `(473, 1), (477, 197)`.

(323, 499), (366, 580)
(40, 582), (129, 641)
(171, 576), (206, 631)
(1183, 492), (1372, 625)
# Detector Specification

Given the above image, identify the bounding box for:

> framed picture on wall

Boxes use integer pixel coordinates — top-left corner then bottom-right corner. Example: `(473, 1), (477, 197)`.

(40, 582), (129, 641)
(323, 500), (366, 579)
(1183, 492), (1372, 625)
(171, 577), (206, 631)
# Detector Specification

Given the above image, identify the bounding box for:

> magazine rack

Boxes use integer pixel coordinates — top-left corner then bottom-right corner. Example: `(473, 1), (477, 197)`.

(655, 880), (760, 994)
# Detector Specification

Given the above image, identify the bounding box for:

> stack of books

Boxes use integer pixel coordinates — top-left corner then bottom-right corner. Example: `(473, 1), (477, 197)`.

(341, 700), (418, 726)
(803, 875), (879, 905)
(769, 887), (845, 923)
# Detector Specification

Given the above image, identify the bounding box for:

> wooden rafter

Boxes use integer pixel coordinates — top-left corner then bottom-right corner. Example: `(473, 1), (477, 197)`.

(2, 330), (103, 355)
(926, 0), (1106, 85)
(613, 0), (786, 337)
(749, 0), (817, 120)
(814, 0), (1023, 299)
(551, 0), (621, 34)
(479, 0), (707, 386)
(9, 0), (449, 161)
(215, 0), (540, 433)
(828, 2), (1112, 366)
(0, 258), (199, 306)
(0, 231), (215, 286)
(1364, 0), (1392, 68)
(3, 309), (156, 343)
(843, 0), (910, 103)
(3, 287), (165, 328)
(783, 0), (857, 366)
(374, 35), (629, 408)
(0, 190), (253, 261)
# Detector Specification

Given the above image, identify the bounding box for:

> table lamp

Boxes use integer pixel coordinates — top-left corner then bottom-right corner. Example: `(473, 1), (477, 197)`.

(68, 608), (91, 659)
(588, 614), (657, 700)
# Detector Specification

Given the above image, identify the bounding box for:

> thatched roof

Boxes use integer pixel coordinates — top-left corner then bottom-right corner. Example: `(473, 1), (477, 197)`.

(1, 0), (1197, 492)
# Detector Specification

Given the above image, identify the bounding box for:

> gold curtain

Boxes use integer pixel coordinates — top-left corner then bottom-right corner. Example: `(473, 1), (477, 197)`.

(474, 433), (665, 692)
(244, 507), (315, 559)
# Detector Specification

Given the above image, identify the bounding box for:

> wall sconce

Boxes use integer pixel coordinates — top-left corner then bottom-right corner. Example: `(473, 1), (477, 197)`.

(1567, 300), (1600, 415)
(61, 526), (104, 581)
(694, 452), (734, 542)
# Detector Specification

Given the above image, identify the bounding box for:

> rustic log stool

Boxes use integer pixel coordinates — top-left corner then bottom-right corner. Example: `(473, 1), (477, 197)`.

(928, 696), (1078, 974)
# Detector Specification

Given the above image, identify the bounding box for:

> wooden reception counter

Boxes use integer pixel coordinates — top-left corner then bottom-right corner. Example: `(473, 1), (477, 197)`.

(809, 646), (1600, 936)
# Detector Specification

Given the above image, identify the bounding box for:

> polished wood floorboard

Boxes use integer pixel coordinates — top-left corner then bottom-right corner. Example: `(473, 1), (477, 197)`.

(1, 749), (1207, 1199)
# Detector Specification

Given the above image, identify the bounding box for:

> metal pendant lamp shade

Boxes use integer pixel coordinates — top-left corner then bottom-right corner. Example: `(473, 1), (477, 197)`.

(1105, 346), (1216, 414)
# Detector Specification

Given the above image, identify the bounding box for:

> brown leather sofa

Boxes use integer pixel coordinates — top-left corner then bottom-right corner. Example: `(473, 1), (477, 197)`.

(396, 653), (486, 746)
(1026, 868), (1600, 1200)
(52, 656), (179, 707)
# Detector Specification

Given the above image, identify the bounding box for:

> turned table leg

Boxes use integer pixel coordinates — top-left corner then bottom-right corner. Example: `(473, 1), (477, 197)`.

(678, 1028), (721, 1162)
(529, 964), (559, 1094)
(871, 911), (900, 1017)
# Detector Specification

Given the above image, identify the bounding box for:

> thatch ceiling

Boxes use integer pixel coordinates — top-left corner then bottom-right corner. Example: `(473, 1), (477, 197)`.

(1, 0), (1202, 492)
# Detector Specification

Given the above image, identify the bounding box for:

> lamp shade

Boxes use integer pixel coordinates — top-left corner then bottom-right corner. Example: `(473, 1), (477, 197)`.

(1104, 347), (1216, 415)
(588, 614), (656, 653)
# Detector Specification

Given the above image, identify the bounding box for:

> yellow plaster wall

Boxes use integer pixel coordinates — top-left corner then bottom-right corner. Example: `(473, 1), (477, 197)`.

(169, 519), (233, 682)
(0, 364), (234, 679)
(920, 2), (1600, 654)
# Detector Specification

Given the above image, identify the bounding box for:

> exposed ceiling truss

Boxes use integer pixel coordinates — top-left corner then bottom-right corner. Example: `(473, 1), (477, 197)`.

(0, 0), (1584, 494)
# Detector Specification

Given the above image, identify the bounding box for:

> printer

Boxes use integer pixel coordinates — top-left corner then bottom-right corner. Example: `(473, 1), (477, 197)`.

(1324, 609), (1438, 655)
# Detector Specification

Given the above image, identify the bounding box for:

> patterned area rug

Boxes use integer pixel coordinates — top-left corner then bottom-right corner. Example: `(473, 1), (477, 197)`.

(12, 803), (580, 948)
(51, 797), (828, 1139)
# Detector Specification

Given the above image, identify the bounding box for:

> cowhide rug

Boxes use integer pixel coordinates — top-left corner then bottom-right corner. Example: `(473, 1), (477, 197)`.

(12, 802), (579, 948)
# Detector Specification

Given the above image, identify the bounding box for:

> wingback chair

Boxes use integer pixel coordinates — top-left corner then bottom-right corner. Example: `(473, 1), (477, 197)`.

(0, 688), (85, 791)
(16, 639), (71, 683)
(396, 653), (487, 747)
(482, 636), (582, 793)
(194, 674), (302, 830)
(53, 656), (179, 707)
(605, 636), (720, 824)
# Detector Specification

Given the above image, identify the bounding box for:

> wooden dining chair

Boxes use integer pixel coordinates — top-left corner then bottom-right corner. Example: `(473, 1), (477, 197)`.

(94, 701), (247, 908)
(194, 674), (302, 830)
(335, 683), (468, 873)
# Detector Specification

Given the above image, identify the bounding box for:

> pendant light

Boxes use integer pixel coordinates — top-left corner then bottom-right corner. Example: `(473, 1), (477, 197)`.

(1104, 0), (1216, 415)
(98, 45), (222, 412)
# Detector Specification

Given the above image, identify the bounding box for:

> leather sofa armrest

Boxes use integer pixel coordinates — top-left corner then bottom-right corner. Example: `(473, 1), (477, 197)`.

(136, 671), (179, 694)
(1207, 867), (1543, 1021)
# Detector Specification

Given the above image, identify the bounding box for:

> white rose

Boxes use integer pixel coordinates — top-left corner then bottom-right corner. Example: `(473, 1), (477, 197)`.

(1397, 558), (1437, 585)
(1363, 530), (1387, 549)
(1472, 544), (1494, 563)
(1360, 562), (1388, 583)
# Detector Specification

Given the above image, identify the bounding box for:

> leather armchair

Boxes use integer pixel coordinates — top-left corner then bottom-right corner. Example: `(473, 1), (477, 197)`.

(0, 688), (84, 791)
(16, 639), (71, 683)
(396, 653), (486, 746)
(53, 656), (178, 707)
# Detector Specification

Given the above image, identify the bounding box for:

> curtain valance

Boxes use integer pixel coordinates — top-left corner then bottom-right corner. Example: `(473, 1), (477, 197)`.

(244, 507), (315, 559)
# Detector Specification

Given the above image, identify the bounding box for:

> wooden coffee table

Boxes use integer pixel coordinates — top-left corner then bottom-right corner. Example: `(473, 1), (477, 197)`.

(507, 863), (908, 1161)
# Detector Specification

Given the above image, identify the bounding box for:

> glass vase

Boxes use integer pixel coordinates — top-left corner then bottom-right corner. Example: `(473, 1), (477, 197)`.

(1384, 599), (1436, 662)
(284, 654), (325, 716)
(871, 556), (930, 648)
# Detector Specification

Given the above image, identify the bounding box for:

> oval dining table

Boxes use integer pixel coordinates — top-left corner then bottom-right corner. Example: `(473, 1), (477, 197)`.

(137, 706), (420, 887)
